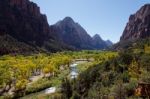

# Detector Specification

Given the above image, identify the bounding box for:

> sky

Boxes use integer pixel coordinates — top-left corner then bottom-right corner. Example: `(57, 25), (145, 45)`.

(30, 0), (150, 43)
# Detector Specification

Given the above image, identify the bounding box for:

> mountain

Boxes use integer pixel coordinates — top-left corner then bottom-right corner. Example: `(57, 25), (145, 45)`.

(51, 17), (95, 49)
(51, 17), (112, 50)
(0, 0), (49, 46)
(120, 4), (150, 41)
(92, 34), (111, 49)
(0, 0), (112, 55)
(105, 40), (113, 46)
(113, 4), (150, 50)
(0, 0), (73, 55)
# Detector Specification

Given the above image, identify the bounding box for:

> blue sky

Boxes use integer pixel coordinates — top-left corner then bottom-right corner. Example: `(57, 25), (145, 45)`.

(30, 0), (149, 43)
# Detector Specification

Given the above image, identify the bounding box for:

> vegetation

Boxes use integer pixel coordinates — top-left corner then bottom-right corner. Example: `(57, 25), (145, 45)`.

(0, 50), (117, 98)
(1, 41), (150, 99)
(61, 40), (150, 99)
(0, 53), (72, 98)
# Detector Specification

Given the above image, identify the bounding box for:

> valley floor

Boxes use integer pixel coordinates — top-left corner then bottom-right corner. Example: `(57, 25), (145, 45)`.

(0, 49), (150, 99)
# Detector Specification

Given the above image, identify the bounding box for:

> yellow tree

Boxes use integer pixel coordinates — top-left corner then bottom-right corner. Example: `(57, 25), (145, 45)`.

(43, 61), (56, 78)
(128, 58), (141, 80)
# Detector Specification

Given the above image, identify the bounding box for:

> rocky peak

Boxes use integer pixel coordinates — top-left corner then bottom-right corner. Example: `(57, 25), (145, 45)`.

(92, 34), (109, 49)
(136, 4), (150, 19)
(93, 34), (103, 41)
(120, 4), (150, 41)
(55, 17), (76, 28)
(52, 17), (94, 49)
(63, 17), (74, 23)
(105, 40), (113, 46)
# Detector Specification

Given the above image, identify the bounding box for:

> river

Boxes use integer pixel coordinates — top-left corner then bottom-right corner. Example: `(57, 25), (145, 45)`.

(19, 59), (88, 99)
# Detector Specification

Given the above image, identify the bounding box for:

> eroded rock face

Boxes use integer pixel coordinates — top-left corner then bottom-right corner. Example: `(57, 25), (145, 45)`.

(0, 0), (67, 54)
(9, 0), (40, 16)
(0, 0), (54, 48)
(120, 4), (150, 41)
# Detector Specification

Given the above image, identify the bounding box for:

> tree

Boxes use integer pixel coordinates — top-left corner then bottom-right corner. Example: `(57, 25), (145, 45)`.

(128, 58), (141, 80)
(119, 52), (133, 65)
(61, 78), (72, 99)
(0, 63), (12, 93)
(114, 81), (126, 99)
(43, 63), (56, 78)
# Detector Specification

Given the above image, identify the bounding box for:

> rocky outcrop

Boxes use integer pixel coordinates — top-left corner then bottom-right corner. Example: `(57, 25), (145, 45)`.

(120, 4), (150, 41)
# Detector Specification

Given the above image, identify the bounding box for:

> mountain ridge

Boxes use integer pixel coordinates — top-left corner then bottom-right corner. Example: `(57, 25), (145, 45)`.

(51, 17), (112, 50)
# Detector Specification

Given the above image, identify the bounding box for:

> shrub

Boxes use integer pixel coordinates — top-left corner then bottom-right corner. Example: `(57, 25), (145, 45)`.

(25, 78), (52, 94)
(125, 80), (137, 97)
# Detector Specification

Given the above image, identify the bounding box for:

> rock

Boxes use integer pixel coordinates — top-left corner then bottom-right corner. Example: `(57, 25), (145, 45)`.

(0, 0), (66, 54)
(120, 4), (150, 41)
(0, 0), (48, 44)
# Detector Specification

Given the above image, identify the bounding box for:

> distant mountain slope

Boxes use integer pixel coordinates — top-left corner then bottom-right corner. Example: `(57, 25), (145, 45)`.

(105, 40), (113, 47)
(52, 17), (94, 49)
(92, 34), (110, 49)
(120, 4), (150, 41)
(51, 17), (112, 50)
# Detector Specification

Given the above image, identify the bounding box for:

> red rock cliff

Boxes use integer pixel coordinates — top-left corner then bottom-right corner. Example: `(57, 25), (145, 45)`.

(120, 4), (150, 41)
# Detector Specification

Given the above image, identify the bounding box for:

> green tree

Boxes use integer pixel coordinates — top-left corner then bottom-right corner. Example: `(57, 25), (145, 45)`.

(61, 78), (72, 99)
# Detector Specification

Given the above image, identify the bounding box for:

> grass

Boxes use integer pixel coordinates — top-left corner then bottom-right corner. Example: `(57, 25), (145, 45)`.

(76, 62), (94, 73)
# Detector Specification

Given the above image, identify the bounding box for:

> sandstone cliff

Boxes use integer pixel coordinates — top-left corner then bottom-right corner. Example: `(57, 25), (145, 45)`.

(120, 4), (150, 41)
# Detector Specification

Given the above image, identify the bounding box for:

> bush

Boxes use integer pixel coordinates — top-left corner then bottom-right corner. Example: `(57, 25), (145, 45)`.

(140, 71), (150, 83)
(125, 80), (137, 97)
(1, 93), (14, 99)
(113, 81), (126, 99)
(121, 71), (129, 83)
(25, 78), (52, 94)
(71, 91), (80, 99)
(61, 78), (72, 99)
